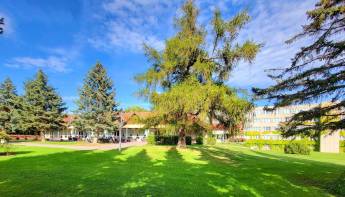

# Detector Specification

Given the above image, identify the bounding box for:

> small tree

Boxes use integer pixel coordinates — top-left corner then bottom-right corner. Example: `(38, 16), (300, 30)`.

(76, 62), (118, 143)
(0, 130), (11, 155)
(23, 70), (66, 141)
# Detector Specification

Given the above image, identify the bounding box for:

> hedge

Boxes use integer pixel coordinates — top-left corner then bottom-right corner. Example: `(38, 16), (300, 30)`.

(284, 141), (311, 155)
(245, 139), (314, 151)
(196, 136), (203, 145)
(340, 141), (345, 153)
(154, 135), (192, 145)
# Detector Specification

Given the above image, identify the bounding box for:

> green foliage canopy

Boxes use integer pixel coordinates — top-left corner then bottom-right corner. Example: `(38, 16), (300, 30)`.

(0, 78), (24, 133)
(75, 62), (118, 135)
(22, 70), (66, 139)
(136, 0), (260, 141)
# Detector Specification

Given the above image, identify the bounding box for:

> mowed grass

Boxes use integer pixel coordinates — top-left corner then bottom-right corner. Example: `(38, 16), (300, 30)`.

(0, 144), (344, 197)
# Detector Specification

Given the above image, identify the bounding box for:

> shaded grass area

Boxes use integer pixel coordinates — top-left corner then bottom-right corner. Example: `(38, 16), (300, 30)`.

(0, 144), (344, 196)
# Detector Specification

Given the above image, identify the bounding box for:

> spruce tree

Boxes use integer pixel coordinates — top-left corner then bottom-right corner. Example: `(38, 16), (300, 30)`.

(23, 70), (66, 141)
(0, 78), (23, 133)
(76, 62), (118, 142)
(253, 0), (345, 138)
(136, 0), (260, 147)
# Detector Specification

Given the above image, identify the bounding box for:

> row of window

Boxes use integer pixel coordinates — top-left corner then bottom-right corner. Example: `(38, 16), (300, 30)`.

(253, 108), (305, 115)
(244, 126), (279, 131)
(253, 117), (289, 123)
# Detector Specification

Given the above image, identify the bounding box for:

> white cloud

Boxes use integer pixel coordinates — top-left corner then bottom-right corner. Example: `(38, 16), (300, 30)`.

(5, 45), (82, 72)
(5, 56), (69, 72)
(88, 0), (318, 88)
(88, 0), (179, 52)
(226, 0), (317, 88)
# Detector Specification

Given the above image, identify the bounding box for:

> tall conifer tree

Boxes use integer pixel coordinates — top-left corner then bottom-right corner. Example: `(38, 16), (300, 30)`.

(253, 0), (345, 137)
(76, 62), (118, 142)
(0, 78), (23, 133)
(23, 70), (66, 141)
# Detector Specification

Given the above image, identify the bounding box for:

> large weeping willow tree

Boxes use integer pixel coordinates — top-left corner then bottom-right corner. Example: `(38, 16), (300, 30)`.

(136, 0), (260, 147)
(253, 0), (345, 138)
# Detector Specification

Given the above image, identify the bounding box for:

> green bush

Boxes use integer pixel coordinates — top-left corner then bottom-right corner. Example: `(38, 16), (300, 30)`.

(328, 171), (345, 196)
(152, 135), (193, 145)
(186, 136), (192, 145)
(157, 136), (179, 145)
(205, 136), (216, 145)
(284, 141), (311, 155)
(340, 130), (345, 137)
(340, 141), (345, 152)
(245, 139), (315, 151)
(0, 131), (12, 155)
(0, 131), (10, 142)
(147, 134), (156, 145)
(196, 136), (203, 145)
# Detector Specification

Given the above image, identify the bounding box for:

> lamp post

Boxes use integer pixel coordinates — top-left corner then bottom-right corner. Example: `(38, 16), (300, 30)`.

(118, 110), (124, 152)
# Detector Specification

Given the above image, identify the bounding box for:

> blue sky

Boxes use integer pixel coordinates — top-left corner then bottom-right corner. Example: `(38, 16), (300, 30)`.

(0, 0), (316, 111)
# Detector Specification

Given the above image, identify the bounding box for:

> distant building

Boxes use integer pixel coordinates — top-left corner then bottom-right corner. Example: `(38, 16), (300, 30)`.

(44, 112), (153, 142)
(244, 104), (317, 132)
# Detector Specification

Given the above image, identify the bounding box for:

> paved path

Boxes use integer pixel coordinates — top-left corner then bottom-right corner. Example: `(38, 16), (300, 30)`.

(13, 141), (147, 150)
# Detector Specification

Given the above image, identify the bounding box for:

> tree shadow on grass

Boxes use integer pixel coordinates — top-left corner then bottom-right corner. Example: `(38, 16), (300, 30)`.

(0, 151), (32, 156)
(194, 145), (345, 196)
(0, 145), (344, 196)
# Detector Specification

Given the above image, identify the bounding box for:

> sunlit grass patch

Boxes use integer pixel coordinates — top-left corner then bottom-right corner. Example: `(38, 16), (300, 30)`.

(0, 144), (344, 196)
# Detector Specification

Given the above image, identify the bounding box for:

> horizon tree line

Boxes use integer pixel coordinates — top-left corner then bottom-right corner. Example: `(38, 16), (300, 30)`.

(0, 62), (118, 142)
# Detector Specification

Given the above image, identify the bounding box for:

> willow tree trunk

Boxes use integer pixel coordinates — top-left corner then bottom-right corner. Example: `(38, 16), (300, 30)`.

(177, 127), (186, 148)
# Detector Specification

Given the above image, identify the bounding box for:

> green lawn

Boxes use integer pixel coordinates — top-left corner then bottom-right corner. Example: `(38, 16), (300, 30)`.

(0, 144), (344, 196)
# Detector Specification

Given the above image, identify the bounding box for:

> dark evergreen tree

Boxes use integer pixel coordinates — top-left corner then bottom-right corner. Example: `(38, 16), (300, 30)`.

(76, 62), (118, 142)
(253, 0), (345, 138)
(0, 78), (24, 133)
(23, 70), (66, 141)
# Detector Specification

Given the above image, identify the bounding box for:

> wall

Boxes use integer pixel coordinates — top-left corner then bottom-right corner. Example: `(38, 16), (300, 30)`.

(320, 131), (340, 153)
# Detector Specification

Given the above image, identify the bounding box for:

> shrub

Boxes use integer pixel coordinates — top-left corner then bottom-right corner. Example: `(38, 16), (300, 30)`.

(147, 134), (156, 145)
(0, 131), (10, 142)
(284, 141), (311, 155)
(245, 139), (315, 151)
(155, 135), (178, 145)
(0, 131), (12, 156)
(340, 141), (345, 153)
(328, 171), (345, 196)
(196, 136), (203, 145)
(153, 135), (193, 145)
(186, 136), (192, 145)
(205, 136), (216, 145)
